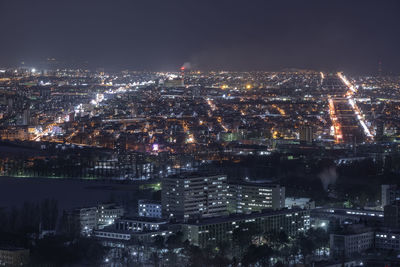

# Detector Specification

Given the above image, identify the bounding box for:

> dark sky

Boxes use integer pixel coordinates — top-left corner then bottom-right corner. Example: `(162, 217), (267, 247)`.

(1, 0), (400, 73)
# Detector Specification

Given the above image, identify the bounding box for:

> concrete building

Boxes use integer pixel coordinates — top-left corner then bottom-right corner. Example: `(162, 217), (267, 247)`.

(138, 199), (162, 218)
(67, 203), (124, 235)
(375, 231), (400, 251)
(163, 78), (184, 88)
(178, 208), (310, 248)
(299, 126), (313, 143)
(115, 217), (167, 232)
(381, 184), (400, 208)
(311, 208), (384, 228)
(97, 203), (125, 229)
(330, 226), (374, 258)
(384, 201), (400, 228)
(73, 206), (98, 235)
(285, 197), (315, 210)
(227, 181), (285, 213)
(0, 247), (29, 266)
(162, 173), (228, 222)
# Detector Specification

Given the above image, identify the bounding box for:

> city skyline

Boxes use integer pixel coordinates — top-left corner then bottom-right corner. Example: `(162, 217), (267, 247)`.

(2, 1), (400, 266)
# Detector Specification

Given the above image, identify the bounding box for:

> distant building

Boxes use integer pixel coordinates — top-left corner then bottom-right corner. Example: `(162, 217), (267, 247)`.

(73, 207), (97, 234)
(66, 203), (124, 235)
(227, 181), (285, 213)
(94, 217), (169, 245)
(0, 247), (29, 266)
(164, 78), (184, 88)
(384, 201), (400, 228)
(22, 109), (30, 126)
(375, 231), (400, 251)
(162, 173), (228, 222)
(299, 126), (313, 143)
(285, 197), (315, 210)
(138, 199), (162, 218)
(97, 203), (125, 229)
(376, 120), (385, 141)
(381, 184), (400, 208)
(115, 217), (167, 232)
(330, 226), (374, 258)
(311, 208), (384, 228)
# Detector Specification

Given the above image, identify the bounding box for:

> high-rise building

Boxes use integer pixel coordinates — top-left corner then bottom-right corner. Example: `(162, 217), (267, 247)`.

(227, 181), (285, 213)
(162, 173), (228, 222)
(179, 208), (310, 248)
(384, 201), (400, 228)
(22, 109), (30, 126)
(299, 126), (313, 143)
(381, 184), (400, 208)
(376, 120), (385, 141)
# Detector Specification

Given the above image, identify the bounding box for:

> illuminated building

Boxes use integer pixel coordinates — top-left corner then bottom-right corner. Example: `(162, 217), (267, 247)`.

(161, 173), (228, 222)
(138, 199), (162, 218)
(299, 126), (313, 143)
(65, 203), (124, 235)
(330, 226), (374, 258)
(179, 208), (310, 248)
(227, 181), (285, 213)
(97, 203), (125, 229)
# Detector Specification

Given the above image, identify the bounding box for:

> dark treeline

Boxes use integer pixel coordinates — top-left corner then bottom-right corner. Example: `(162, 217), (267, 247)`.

(0, 198), (58, 247)
(141, 223), (329, 266)
(0, 198), (106, 266)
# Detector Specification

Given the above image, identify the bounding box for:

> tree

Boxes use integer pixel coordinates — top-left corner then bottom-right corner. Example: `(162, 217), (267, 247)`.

(242, 244), (273, 266)
(297, 233), (315, 265)
(232, 222), (260, 255)
(166, 231), (183, 250)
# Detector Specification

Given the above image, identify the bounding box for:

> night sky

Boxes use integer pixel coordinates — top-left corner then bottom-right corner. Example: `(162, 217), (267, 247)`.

(1, 0), (400, 73)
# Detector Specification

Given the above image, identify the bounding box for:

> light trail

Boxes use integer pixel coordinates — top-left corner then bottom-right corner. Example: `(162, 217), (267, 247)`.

(328, 98), (343, 143)
(337, 72), (356, 94)
(205, 97), (228, 132)
(337, 72), (373, 139)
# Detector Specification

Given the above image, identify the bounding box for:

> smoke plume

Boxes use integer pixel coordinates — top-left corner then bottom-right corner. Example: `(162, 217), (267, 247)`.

(318, 167), (338, 191)
(181, 62), (191, 69)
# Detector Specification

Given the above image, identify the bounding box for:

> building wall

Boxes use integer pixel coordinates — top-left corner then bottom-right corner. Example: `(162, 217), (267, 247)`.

(227, 183), (285, 213)
(115, 218), (166, 232)
(330, 231), (374, 258)
(162, 174), (228, 222)
(97, 204), (124, 229)
(0, 248), (29, 266)
(375, 232), (400, 251)
(180, 209), (310, 248)
(138, 200), (162, 218)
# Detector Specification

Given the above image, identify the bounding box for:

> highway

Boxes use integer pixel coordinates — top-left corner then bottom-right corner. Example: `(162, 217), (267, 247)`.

(323, 73), (373, 143)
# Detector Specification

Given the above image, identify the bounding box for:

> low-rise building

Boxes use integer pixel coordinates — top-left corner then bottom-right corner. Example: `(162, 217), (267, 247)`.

(384, 200), (400, 228)
(285, 197), (315, 210)
(0, 247), (29, 266)
(178, 208), (310, 248)
(65, 203), (124, 235)
(138, 199), (162, 218)
(375, 230), (400, 251)
(115, 217), (167, 232)
(330, 226), (374, 258)
(97, 203), (124, 229)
